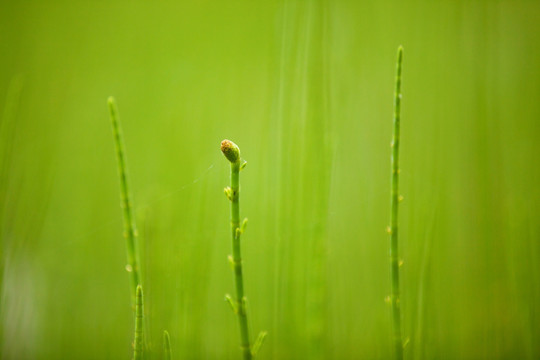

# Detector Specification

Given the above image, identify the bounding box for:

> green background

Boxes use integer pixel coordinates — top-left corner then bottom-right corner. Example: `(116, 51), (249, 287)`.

(1, 1), (539, 359)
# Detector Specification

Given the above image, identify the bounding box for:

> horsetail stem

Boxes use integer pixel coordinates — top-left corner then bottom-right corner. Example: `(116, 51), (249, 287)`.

(108, 96), (142, 303)
(133, 285), (144, 360)
(163, 330), (172, 360)
(389, 46), (404, 360)
(221, 139), (266, 359)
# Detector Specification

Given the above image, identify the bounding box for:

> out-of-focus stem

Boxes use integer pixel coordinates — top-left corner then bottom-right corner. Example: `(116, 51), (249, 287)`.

(108, 96), (142, 303)
(389, 46), (404, 360)
(133, 285), (144, 360)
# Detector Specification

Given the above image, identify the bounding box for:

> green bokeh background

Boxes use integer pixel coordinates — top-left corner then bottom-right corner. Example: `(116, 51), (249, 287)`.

(1, 1), (539, 359)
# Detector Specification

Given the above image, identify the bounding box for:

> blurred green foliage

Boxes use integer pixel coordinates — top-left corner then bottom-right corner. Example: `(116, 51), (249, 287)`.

(1, 1), (539, 359)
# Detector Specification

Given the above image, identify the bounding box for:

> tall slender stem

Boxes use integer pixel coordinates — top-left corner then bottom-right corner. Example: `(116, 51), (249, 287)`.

(221, 140), (252, 360)
(231, 161), (251, 360)
(389, 46), (404, 360)
(133, 285), (144, 360)
(108, 96), (142, 303)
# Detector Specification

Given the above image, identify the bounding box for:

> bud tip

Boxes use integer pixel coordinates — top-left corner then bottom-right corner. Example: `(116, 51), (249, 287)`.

(221, 139), (241, 163)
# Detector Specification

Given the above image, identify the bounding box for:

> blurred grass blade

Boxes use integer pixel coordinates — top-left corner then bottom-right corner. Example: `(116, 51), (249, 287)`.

(389, 45), (404, 360)
(108, 96), (142, 302)
(163, 330), (172, 360)
(0, 75), (23, 360)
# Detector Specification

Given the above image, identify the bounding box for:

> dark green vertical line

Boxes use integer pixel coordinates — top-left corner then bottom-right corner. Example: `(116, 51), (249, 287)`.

(389, 46), (404, 360)
(133, 285), (144, 360)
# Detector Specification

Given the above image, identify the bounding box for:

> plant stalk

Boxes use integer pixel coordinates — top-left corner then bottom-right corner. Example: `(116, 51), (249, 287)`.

(133, 285), (144, 360)
(108, 96), (142, 303)
(221, 140), (252, 360)
(389, 46), (404, 360)
(230, 162), (251, 360)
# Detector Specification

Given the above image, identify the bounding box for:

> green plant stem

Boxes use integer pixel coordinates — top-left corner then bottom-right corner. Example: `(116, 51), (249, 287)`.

(230, 160), (252, 360)
(389, 46), (404, 360)
(133, 285), (144, 360)
(163, 330), (172, 360)
(0, 75), (23, 360)
(221, 140), (252, 360)
(108, 96), (142, 302)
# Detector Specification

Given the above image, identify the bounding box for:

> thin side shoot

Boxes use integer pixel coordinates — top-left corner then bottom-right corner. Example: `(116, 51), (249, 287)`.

(163, 330), (172, 360)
